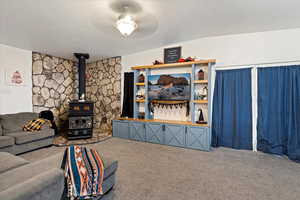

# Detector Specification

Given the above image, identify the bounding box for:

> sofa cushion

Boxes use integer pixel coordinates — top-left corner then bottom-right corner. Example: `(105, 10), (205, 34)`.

(102, 156), (118, 180)
(8, 128), (54, 145)
(0, 136), (15, 148)
(0, 168), (64, 200)
(0, 112), (38, 134)
(31, 152), (118, 179)
(0, 152), (29, 174)
(0, 123), (3, 136)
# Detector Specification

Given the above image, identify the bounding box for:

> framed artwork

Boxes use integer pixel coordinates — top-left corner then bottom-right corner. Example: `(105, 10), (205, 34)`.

(5, 68), (27, 86)
(164, 46), (182, 64)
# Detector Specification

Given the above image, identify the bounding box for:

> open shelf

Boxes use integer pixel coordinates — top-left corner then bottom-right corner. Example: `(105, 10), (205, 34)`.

(193, 100), (209, 104)
(118, 117), (209, 127)
(132, 60), (216, 70)
(136, 99), (145, 103)
(194, 80), (208, 84)
(151, 100), (188, 104)
(135, 82), (145, 86)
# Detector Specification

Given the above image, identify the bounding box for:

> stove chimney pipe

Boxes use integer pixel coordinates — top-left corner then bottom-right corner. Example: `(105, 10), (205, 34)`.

(74, 53), (89, 99)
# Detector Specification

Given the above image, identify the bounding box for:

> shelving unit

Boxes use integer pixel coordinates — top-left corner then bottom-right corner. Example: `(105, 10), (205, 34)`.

(113, 59), (216, 152)
(132, 60), (215, 124)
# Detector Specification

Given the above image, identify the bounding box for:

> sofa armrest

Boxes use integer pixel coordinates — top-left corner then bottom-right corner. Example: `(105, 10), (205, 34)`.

(0, 168), (64, 200)
(40, 126), (55, 136)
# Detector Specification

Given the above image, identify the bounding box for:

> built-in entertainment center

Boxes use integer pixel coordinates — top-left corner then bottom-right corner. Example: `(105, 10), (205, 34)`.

(113, 59), (216, 151)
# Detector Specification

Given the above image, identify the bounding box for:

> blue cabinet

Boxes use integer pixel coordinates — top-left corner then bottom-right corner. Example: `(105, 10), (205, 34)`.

(113, 120), (211, 151)
(112, 120), (129, 139)
(129, 122), (146, 142)
(145, 123), (164, 144)
(186, 126), (210, 151)
(164, 124), (186, 147)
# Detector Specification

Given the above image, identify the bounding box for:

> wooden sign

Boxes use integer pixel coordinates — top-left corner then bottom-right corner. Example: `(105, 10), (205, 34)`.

(164, 46), (181, 64)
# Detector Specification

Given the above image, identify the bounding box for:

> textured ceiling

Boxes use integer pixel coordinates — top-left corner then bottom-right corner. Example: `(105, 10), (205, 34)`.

(1, 0), (300, 61)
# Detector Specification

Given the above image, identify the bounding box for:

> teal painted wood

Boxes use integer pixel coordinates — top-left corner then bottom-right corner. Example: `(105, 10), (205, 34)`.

(129, 122), (146, 142)
(191, 64), (196, 123)
(145, 69), (150, 119)
(113, 120), (130, 139)
(186, 126), (210, 151)
(145, 123), (164, 144)
(164, 124), (186, 147)
(113, 120), (211, 151)
(133, 70), (138, 118)
(207, 62), (213, 146)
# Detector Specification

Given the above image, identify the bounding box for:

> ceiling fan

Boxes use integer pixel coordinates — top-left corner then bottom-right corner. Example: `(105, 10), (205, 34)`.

(116, 6), (138, 37)
(91, 0), (158, 39)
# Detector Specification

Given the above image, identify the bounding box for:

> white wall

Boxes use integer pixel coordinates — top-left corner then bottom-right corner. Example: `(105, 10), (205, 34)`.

(121, 28), (300, 121)
(0, 44), (32, 114)
(122, 28), (300, 71)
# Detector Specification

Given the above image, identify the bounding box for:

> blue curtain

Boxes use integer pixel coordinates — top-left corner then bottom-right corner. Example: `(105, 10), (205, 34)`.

(212, 68), (252, 150)
(258, 66), (300, 162)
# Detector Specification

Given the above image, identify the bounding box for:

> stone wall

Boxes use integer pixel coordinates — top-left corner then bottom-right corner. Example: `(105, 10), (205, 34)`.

(32, 52), (78, 128)
(32, 52), (121, 133)
(86, 57), (121, 131)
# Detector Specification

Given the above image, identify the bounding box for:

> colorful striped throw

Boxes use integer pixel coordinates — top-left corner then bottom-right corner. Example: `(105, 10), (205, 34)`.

(63, 146), (105, 200)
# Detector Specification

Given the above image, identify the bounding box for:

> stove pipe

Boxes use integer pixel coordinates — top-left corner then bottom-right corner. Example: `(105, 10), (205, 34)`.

(74, 53), (90, 99)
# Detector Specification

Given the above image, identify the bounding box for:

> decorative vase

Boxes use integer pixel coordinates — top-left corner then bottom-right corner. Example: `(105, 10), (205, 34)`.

(198, 108), (204, 122)
(197, 69), (205, 80)
(138, 74), (145, 83)
(196, 108), (207, 124)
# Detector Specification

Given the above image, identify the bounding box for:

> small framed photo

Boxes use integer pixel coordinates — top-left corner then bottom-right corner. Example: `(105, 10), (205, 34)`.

(164, 46), (182, 64)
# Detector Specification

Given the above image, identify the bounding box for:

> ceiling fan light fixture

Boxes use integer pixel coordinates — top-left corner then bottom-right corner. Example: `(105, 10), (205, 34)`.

(116, 15), (137, 37)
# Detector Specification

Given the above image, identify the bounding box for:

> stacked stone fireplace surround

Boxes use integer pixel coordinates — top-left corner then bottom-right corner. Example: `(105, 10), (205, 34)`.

(32, 52), (121, 137)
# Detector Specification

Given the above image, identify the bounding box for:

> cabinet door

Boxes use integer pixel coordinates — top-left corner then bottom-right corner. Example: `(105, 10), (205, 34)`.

(113, 120), (129, 139)
(130, 122), (146, 142)
(145, 123), (164, 144)
(164, 124), (185, 147)
(186, 126), (210, 151)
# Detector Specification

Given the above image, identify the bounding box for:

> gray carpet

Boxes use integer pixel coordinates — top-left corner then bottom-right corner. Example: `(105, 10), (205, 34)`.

(20, 138), (300, 200)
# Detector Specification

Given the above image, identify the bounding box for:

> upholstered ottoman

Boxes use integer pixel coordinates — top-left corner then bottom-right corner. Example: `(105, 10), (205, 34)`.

(0, 151), (118, 200)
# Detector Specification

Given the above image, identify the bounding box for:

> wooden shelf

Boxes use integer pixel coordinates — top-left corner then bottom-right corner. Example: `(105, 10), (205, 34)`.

(118, 118), (209, 127)
(135, 83), (145, 86)
(132, 60), (216, 70)
(194, 80), (208, 84)
(193, 100), (208, 104)
(151, 100), (188, 104)
(136, 99), (145, 103)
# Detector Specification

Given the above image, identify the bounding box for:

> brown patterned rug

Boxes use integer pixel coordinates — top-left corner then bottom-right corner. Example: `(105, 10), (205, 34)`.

(53, 128), (112, 146)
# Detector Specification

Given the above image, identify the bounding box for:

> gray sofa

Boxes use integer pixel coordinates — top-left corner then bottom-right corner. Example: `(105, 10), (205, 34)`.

(0, 151), (118, 200)
(0, 112), (54, 155)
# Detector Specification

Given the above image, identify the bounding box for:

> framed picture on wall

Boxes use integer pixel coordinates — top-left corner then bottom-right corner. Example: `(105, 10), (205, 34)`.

(164, 46), (182, 64)
(5, 68), (27, 86)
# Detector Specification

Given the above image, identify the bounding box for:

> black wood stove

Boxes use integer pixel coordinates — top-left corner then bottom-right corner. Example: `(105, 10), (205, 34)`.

(68, 101), (94, 139)
(68, 53), (94, 139)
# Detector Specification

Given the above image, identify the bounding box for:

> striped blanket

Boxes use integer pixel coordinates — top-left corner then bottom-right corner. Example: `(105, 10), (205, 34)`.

(22, 118), (51, 132)
(63, 146), (105, 200)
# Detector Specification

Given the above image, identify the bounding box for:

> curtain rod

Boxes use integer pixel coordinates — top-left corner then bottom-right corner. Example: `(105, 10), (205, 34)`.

(215, 59), (300, 70)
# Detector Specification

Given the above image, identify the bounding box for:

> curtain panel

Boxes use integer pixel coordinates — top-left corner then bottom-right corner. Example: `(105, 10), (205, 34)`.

(212, 68), (253, 150)
(258, 66), (300, 161)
